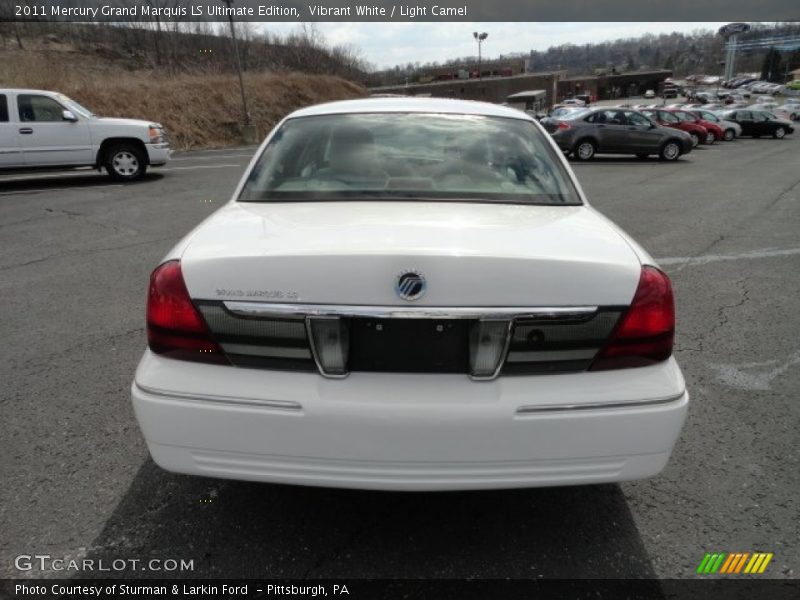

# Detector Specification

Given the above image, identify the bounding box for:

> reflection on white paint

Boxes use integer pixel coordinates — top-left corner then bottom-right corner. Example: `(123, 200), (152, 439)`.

(659, 247), (800, 268)
(709, 350), (800, 391)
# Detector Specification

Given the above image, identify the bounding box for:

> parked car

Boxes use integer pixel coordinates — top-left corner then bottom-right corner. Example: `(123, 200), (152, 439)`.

(644, 89), (656, 99)
(541, 107), (693, 161)
(561, 98), (586, 106)
(694, 92), (715, 104)
(774, 101), (799, 121)
(752, 96), (778, 110)
(662, 85), (679, 99)
(673, 109), (724, 144)
(548, 105), (588, 118)
(640, 108), (708, 147)
(130, 97), (688, 491)
(720, 109), (795, 138)
(0, 88), (170, 180)
(686, 109), (742, 141)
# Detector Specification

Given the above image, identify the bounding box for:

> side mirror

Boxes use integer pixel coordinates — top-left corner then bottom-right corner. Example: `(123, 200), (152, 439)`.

(62, 110), (78, 122)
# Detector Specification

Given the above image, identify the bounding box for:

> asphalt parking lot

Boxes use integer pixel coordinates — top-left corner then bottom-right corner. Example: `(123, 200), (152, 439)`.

(1, 137), (798, 581)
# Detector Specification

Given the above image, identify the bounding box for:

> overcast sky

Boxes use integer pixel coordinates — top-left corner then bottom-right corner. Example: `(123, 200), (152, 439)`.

(261, 22), (729, 69)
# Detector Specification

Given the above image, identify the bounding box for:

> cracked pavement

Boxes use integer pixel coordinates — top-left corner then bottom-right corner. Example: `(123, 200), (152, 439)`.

(1, 139), (798, 581)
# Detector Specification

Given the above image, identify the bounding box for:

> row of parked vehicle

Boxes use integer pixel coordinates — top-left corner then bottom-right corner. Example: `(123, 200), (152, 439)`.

(721, 76), (800, 94)
(540, 102), (795, 161)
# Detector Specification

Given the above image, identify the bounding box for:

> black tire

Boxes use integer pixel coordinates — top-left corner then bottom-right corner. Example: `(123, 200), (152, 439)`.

(689, 132), (701, 147)
(773, 127), (786, 139)
(704, 131), (716, 144)
(723, 128), (735, 141)
(659, 140), (682, 161)
(104, 143), (147, 181)
(573, 139), (596, 161)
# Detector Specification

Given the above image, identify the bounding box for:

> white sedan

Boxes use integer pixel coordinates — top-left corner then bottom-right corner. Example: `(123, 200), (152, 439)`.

(132, 98), (688, 491)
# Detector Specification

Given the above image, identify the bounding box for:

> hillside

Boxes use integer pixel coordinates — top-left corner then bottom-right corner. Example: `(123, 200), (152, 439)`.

(0, 25), (368, 149)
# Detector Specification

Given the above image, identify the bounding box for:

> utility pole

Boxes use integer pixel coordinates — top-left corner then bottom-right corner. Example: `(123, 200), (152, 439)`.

(221, 0), (252, 134)
(473, 32), (488, 79)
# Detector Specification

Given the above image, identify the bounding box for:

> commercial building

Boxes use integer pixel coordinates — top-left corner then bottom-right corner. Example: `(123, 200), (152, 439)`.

(371, 69), (673, 108)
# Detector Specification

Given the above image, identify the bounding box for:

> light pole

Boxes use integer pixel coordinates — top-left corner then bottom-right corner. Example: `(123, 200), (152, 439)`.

(473, 31), (488, 79)
(221, 0), (250, 127)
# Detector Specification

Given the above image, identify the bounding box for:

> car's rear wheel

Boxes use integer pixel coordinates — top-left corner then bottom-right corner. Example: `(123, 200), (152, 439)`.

(723, 129), (735, 141)
(659, 140), (681, 161)
(773, 127), (786, 139)
(573, 139), (596, 161)
(789, 113), (797, 121)
(704, 131), (716, 144)
(689, 132), (701, 147)
(105, 143), (147, 181)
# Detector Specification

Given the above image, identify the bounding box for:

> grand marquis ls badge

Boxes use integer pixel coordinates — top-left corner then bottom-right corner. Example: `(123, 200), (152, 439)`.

(396, 271), (426, 301)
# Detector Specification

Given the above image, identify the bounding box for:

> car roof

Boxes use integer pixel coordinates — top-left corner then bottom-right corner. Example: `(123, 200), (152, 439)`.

(287, 97), (535, 121)
(0, 88), (59, 95)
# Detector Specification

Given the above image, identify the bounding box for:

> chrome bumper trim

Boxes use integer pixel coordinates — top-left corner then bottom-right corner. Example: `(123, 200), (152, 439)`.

(133, 382), (303, 411)
(516, 391), (686, 414)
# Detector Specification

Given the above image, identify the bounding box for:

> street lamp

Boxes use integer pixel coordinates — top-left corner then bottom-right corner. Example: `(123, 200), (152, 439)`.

(473, 31), (488, 79)
(221, 0), (251, 128)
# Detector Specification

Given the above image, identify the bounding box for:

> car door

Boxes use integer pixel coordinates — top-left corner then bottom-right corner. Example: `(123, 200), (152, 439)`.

(592, 109), (628, 152)
(735, 111), (755, 136)
(0, 93), (25, 168)
(624, 110), (662, 152)
(753, 111), (775, 136)
(16, 93), (92, 166)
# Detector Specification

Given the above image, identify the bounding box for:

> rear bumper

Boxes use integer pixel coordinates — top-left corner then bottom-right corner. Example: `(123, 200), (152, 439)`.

(132, 351), (688, 491)
(549, 132), (574, 151)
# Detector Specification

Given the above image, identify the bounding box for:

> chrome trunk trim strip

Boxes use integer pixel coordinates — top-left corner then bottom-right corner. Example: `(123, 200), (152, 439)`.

(225, 302), (598, 320)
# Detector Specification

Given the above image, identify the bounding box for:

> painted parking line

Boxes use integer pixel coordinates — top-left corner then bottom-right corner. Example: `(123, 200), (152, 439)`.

(0, 184), (123, 196)
(0, 171), (100, 183)
(159, 164), (243, 172)
(658, 246), (800, 267)
(168, 154), (255, 162)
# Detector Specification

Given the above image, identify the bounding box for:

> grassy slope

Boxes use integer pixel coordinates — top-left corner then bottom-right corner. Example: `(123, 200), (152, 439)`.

(0, 48), (367, 149)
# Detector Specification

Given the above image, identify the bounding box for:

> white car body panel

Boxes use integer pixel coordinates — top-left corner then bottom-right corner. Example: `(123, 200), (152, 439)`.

(132, 97), (687, 491)
(179, 202), (642, 307)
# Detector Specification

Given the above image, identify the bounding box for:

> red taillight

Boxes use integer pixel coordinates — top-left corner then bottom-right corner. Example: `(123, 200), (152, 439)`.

(146, 260), (228, 364)
(590, 266), (675, 371)
(557, 120), (571, 130)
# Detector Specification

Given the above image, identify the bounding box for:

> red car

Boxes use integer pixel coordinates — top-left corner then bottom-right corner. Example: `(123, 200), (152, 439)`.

(641, 108), (708, 147)
(672, 109), (724, 144)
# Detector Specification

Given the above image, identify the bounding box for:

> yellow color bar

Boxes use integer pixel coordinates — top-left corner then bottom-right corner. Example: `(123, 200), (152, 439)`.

(758, 553), (773, 574)
(744, 554), (762, 574)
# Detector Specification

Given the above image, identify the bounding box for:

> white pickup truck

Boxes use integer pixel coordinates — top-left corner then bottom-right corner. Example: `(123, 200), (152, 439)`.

(0, 88), (170, 181)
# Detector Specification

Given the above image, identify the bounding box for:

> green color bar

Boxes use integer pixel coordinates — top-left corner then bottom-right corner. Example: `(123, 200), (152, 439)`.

(697, 554), (712, 574)
(710, 553), (727, 573)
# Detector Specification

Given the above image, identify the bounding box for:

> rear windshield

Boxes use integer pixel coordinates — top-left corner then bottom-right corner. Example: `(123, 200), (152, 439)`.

(238, 113), (581, 205)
